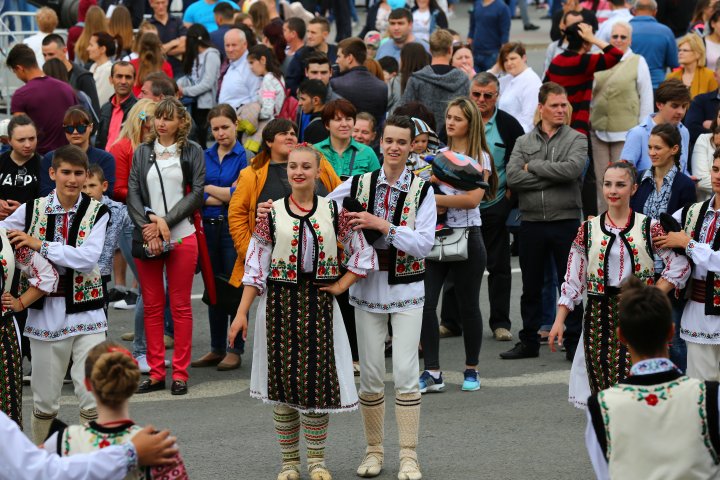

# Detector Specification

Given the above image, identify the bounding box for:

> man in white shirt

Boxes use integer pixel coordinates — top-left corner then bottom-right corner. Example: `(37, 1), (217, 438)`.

(0, 410), (178, 480)
(22, 7), (57, 68)
(596, 0), (633, 43)
(218, 28), (261, 110)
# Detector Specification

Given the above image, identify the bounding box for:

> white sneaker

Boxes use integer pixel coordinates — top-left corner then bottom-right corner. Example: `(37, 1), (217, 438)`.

(135, 355), (151, 374)
(165, 359), (170, 367)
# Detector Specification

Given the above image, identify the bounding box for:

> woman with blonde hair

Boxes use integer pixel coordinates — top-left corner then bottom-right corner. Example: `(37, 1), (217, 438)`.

(130, 32), (174, 97)
(108, 6), (134, 61)
(667, 33), (719, 98)
(128, 97), (204, 396)
(419, 96), (497, 394)
(74, 6), (108, 64)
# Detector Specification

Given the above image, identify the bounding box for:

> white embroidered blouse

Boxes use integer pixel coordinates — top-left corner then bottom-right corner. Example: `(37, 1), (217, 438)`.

(558, 219), (691, 310)
(242, 199), (377, 294)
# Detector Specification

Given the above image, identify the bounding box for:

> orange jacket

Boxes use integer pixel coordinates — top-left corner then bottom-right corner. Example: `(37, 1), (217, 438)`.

(228, 153), (341, 286)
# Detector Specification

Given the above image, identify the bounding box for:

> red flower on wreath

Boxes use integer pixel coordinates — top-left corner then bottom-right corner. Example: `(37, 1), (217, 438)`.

(403, 206), (410, 213)
(601, 240), (607, 246)
(78, 230), (85, 238)
(75, 292), (84, 301)
(397, 264), (406, 273)
(644, 394), (658, 406)
(598, 284), (605, 293)
(313, 223), (319, 229)
(287, 270), (296, 280)
(318, 236), (324, 243)
(598, 253), (604, 261)
(319, 251), (325, 259)
(39, 227), (46, 236)
(635, 264), (641, 272)
(597, 268), (604, 277)
(293, 225), (299, 231)
(632, 248), (638, 255)
(91, 289), (99, 298)
(627, 237), (634, 242)
(289, 255), (297, 263)
(272, 269), (280, 277)
(291, 239), (298, 247)
(412, 262), (420, 271)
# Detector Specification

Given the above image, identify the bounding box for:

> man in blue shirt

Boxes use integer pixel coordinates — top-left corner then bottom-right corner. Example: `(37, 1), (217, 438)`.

(218, 28), (261, 110)
(467, 0), (511, 71)
(620, 79), (691, 173)
(629, 0), (679, 89)
(183, 0), (239, 33)
(375, 9), (430, 62)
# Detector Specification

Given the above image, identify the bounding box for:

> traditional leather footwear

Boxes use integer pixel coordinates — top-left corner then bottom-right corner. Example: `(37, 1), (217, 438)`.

(277, 463), (301, 480)
(217, 352), (242, 371)
(191, 352), (223, 368)
(397, 457), (422, 480)
(309, 463), (332, 480)
(170, 380), (188, 395)
(499, 342), (539, 360)
(493, 328), (513, 341)
(357, 451), (383, 477)
(136, 378), (166, 394)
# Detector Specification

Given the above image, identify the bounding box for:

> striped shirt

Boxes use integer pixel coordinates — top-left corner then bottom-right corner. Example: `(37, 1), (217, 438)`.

(544, 45), (623, 135)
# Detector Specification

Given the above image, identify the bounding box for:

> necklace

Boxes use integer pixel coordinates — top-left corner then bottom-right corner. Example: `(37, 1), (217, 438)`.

(289, 194), (312, 213)
(606, 210), (632, 229)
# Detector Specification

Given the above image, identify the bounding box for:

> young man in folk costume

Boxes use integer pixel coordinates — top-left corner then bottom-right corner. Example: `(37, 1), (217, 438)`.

(259, 114), (436, 479)
(586, 276), (720, 479)
(0, 145), (109, 442)
(657, 151), (720, 382)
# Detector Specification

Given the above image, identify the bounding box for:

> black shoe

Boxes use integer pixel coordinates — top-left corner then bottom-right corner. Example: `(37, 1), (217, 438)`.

(524, 23), (540, 31)
(171, 380), (188, 395)
(107, 288), (127, 302)
(500, 342), (539, 359)
(136, 378), (165, 394)
(565, 348), (577, 362)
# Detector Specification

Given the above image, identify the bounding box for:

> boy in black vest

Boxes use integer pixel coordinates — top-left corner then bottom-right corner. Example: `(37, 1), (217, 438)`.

(0, 144), (109, 442)
(586, 276), (720, 479)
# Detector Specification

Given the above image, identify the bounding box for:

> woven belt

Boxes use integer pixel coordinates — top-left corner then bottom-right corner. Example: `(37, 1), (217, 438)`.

(691, 280), (707, 303)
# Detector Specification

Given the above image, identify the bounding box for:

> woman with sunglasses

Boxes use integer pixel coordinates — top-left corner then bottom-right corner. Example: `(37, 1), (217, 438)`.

(40, 106), (116, 198)
(589, 21), (653, 213)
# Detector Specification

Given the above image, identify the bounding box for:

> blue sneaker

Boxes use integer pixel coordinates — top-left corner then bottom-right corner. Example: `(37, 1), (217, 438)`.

(462, 369), (481, 391)
(419, 370), (445, 393)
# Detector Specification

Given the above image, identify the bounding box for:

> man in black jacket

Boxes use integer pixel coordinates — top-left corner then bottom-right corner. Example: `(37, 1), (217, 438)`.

(331, 37), (387, 133)
(96, 62), (138, 150)
(439, 72), (525, 342)
(41, 34), (101, 115)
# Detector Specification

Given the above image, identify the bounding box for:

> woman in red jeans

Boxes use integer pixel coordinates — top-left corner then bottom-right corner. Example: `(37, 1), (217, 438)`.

(127, 97), (205, 396)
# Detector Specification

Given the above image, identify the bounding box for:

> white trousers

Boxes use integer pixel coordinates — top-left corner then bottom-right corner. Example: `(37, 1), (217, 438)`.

(686, 342), (720, 382)
(355, 308), (422, 395)
(30, 333), (105, 414)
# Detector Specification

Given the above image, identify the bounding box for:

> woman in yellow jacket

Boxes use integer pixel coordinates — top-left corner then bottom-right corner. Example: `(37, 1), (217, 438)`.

(667, 33), (719, 98)
(228, 118), (341, 289)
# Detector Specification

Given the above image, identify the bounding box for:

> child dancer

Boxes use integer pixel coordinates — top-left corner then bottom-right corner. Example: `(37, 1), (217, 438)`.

(237, 44), (287, 153)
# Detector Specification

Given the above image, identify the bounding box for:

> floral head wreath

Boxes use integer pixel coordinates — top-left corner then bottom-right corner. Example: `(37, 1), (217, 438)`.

(106, 345), (138, 365)
(294, 142), (312, 149)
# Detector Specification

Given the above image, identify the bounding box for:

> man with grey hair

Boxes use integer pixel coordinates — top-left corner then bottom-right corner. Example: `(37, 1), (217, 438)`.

(218, 28), (260, 110)
(629, 0), (679, 89)
(439, 72), (524, 342)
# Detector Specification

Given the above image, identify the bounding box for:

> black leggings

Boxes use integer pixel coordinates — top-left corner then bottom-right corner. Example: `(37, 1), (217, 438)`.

(420, 227), (487, 370)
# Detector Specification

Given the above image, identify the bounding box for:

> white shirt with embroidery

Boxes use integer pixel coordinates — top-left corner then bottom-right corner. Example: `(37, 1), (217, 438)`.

(558, 219), (690, 310)
(242, 200), (377, 294)
(327, 169), (437, 313)
(674, 200), (720, 344)
(0, 193), (109, 340)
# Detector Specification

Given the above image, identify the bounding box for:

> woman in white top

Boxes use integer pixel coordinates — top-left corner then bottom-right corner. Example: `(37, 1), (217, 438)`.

(127, 97), (205, 396)
(491, 42), (542, 133)
(705, 8), (720, 70)
(411, 0), (448, 44)
(590, 21), (653, 212)
(87, 32), (118, 105)
(419, 97), (497, 394)
(692, 109), (720, 200)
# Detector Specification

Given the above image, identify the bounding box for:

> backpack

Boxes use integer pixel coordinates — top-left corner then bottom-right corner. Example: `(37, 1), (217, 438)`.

(277, 88), (299, 121)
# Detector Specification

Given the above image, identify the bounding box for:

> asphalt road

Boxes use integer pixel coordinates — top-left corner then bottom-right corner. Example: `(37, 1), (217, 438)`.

(20, 4), (596, 479)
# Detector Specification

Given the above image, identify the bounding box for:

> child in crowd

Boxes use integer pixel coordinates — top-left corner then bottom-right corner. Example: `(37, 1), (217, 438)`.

(296, 79), (329, 144)
(43, 340), (188, 478)
(237, 44), (287, 153)
(82, 164), (130, 314)
(586, 276), (720, 479)
(0, 145), (109, 443)
(407, 117), (441, 181)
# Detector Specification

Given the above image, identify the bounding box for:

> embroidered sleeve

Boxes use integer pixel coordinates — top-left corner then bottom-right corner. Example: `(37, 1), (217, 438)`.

(558, 224), (587, 310)
(39, 241), (51, 259)
(339, 207), (378, 277)
(252, 214), (272, 246)
(121, 442), (139, 474)
(337, 207), (354, 244)
(15, 246), (59, 294)
(242, 237), (272, 294)
(650, 220), (691, 290)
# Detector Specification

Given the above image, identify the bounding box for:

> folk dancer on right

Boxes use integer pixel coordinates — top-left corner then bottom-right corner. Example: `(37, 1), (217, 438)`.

(550, 161), (690, 407)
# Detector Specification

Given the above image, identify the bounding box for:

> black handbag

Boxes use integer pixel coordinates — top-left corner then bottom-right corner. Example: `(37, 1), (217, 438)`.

(201, 273), (242, 315)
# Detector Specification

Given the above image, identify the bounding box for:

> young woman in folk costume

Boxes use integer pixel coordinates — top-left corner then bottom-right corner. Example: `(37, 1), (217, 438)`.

(549, 162), (691, 408)
(0, 230), (58, 428)
(228, 144), (376, 480)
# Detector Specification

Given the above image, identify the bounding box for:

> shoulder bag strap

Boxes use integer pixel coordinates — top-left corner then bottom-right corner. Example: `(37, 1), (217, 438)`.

(151, 151), (170, 215)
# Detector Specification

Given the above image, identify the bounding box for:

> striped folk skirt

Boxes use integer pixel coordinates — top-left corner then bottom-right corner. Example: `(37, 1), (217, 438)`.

(0, 315), (22, 427)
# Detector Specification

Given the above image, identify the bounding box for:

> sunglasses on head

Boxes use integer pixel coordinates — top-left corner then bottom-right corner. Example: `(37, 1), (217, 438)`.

(471, 91), (497, 100)
(611, 34), (628, 40)
(64, 124), (90, 134)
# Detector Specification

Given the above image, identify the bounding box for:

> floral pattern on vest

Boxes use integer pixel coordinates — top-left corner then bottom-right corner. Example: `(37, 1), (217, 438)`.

(351, 169), (430, 285)
(585, 212), (655, 295)
(0, 231), (14, 318)
(264, 196), (340, 284)
(21, 192), (107, 314)
(683, 200), (720, 314)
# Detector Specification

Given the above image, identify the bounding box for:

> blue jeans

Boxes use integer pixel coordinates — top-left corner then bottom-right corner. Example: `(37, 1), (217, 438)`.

(204, 218), (243, 355)
(474, 53), (499, 73)
(118, 222), (174, 357)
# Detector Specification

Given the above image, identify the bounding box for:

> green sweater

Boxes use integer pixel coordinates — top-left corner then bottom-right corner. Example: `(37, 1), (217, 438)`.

(314, 138), (380, 178)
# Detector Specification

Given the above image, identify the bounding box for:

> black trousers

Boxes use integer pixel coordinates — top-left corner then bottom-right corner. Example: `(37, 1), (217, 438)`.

(332, 0), (352, 41)
(518, 219), (582, 354)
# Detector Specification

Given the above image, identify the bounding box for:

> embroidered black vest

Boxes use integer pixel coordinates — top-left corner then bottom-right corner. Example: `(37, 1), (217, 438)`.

(682, 200), (720, 315)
